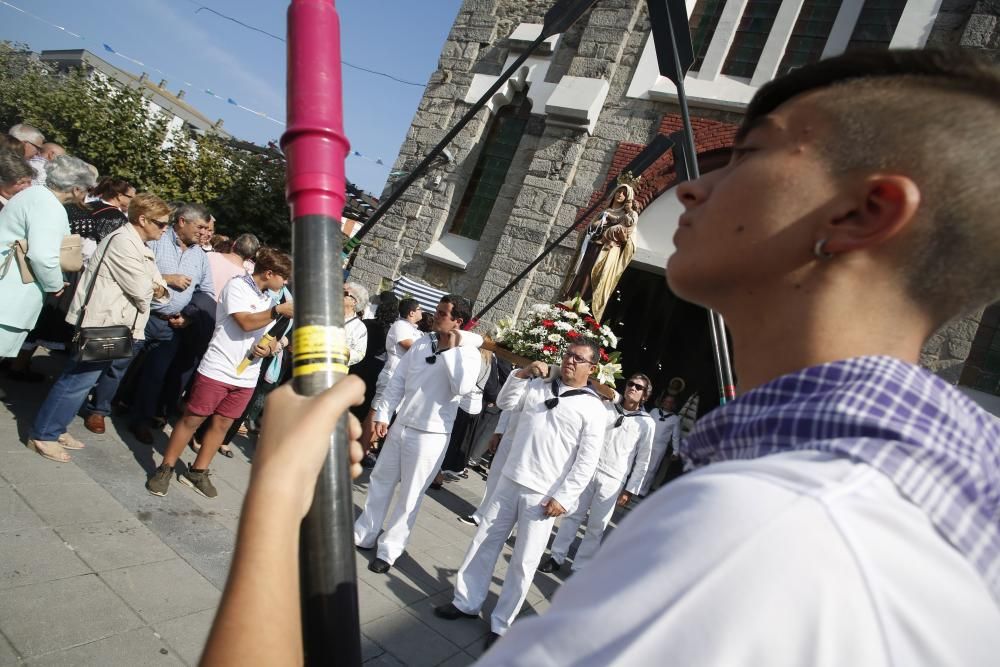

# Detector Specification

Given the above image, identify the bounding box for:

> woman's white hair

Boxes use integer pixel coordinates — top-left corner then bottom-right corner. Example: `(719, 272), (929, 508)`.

(45, 155), (98, 192)
(344, 282), (369, 315)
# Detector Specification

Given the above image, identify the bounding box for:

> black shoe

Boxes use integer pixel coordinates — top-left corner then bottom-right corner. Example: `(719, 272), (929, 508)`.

(538, 556), (561, 574)
(355, 542), (375, 551)
(130, 422), (155, 445)
(484, 632), (501, 650)
(367, 558), (391, 574)
(457, 514), (479, 527)
(433, 603), (478, 620)
(361, 453), (377, 469)
(428, 481), (443, 490)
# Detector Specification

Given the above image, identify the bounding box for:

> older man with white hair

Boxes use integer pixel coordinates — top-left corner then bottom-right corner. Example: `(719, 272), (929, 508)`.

(8, 123), (44, 159)
(343, 281), (369, 366)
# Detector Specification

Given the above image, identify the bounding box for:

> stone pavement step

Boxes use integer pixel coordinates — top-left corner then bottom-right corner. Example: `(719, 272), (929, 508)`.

(1, 351), (609, 665)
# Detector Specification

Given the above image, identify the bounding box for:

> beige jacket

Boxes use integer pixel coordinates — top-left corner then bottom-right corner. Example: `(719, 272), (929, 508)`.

(65, 223), (168, 340)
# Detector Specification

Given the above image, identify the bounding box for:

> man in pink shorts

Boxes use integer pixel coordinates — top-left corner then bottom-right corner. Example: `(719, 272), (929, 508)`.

(146, 247), (293, 498)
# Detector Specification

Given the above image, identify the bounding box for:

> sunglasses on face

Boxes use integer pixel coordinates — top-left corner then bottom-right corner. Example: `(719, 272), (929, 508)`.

(148, 217), (169, 229)
(625, 380), (647, 392)
(344, 292), (357, 302)
(563, 352), (595, 366)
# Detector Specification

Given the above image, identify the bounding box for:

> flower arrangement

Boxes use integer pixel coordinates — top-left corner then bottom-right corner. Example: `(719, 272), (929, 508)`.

(494, 296), (623, 386)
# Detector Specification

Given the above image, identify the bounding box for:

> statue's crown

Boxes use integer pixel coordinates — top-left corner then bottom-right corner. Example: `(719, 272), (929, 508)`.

(615, 170), (642, 189)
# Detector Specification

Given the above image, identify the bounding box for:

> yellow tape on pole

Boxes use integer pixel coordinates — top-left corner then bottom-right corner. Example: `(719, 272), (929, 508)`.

(292, 325), (350, 377)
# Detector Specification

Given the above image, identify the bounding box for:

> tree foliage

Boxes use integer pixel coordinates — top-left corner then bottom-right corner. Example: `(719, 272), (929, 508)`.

(0, 43), (291, 247)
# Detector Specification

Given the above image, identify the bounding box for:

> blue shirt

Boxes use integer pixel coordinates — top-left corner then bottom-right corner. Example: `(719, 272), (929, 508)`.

(148, 226), (214, 316)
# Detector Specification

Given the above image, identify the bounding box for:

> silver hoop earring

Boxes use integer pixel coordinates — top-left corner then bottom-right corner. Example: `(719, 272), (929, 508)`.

(813, 238), (833, 260)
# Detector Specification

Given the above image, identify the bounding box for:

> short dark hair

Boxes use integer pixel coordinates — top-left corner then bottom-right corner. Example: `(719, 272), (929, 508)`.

(745, 48), (1000, 323)
(93, 177), (133, 201)
(254, 247), (292, 279)
(440, 294), (472, 324)
(398, 297), (420, 319)
(568, 339), (600, 365)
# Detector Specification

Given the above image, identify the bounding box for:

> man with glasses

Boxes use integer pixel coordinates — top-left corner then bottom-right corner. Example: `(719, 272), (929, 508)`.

(129, 202), (216, 444)
(7, 123), (45, 160)
(539, 373), (655, 574)
(435, 340), (605, 649)
(354, 294), (483, 573)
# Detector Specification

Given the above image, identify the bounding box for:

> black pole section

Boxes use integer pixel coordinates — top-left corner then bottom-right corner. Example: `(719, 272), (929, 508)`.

(648, 0), (736, 402)
(345, 0), (601, 254)
(283, 1), (360, 664)
(466, 134), (674, 328)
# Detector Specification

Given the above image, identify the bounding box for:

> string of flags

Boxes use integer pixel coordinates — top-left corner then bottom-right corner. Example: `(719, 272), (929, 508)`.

(2, 0), (391, 169)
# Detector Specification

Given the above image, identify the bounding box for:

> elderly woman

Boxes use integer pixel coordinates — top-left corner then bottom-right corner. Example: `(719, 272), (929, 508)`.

(0, 155), (96, 358)
(343, 281), (369, 366)
(0, 151), (34, 211)
(27, 193), (172, 462)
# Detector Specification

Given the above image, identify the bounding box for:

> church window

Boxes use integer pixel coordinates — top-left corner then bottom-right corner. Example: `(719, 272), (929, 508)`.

(846, 0), (907, 50)
(722, 0), (783, 79)
(689, 0), (726, 72)
(776, 0), (841, 76)
(449, 91), (531, 240)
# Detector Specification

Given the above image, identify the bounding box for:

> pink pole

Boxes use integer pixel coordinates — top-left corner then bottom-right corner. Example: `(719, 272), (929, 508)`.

(282, 1), (360, 663)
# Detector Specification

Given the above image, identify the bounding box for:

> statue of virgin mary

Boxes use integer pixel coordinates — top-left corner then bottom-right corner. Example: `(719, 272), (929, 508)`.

(564, 174), (640, 321)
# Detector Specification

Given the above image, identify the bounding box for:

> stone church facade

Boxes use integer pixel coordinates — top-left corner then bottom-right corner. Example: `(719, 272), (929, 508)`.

(350, 0), (1000, 392)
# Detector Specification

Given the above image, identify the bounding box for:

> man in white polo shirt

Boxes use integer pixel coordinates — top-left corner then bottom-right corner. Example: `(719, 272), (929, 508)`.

(435, 340), (605, 648)
(540, 373), (655, 574)
(354, 294), (482, 573)
(146, 248), (293, 498)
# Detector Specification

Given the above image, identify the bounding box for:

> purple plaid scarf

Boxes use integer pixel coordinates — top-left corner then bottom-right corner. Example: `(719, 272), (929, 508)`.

(684, 355), (1000, 602)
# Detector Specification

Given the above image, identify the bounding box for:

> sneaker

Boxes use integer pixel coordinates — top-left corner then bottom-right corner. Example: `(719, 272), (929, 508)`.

(457, 514), (479, 527)
(442, 470), (463, 481)
(179, 468), (218, 498)
(146, 464), (174, 496)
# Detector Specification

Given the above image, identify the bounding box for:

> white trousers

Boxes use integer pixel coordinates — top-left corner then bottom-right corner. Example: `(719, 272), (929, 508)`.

(453, 476), (554, 635)
(549, 471), (623, 572)
(471, 434), (512, 524)
(638, 441), (670, 496)
(353, 423), (448, 564)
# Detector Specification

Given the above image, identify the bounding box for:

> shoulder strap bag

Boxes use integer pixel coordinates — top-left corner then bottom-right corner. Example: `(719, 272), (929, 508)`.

(70, 233), (138, 362)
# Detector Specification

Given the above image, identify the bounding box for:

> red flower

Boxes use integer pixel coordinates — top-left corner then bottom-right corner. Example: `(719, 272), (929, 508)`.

(565, 330), (580, 340)
(599, 348), (609, 362)
(554, 303), (569, 311)
(541, 319), (555, 329)
(583, 316), (599, 331)
(543, 344), (558, 353)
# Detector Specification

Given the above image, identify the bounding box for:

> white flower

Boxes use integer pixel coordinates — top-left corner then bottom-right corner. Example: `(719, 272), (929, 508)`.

(564, 311), (579, 321)
(601, 327), (619, 348)
(547, 333), (563, 343)
(530, 303), (552, 315)
(495, 319), (514, 341)
(535, 342), (546, 350)
(595, 361), (622, 386)
(554, 321), (572, 331)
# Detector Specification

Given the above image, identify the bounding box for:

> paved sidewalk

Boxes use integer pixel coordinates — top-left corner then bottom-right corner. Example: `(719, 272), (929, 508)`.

(0, 352), (604, 666)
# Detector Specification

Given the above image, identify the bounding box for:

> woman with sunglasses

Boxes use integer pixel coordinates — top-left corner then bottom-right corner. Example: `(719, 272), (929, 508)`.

(26, 193), (172, 462)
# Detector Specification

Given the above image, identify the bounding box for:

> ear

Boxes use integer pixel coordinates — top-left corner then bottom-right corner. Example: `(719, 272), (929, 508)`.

(823, 174), (921, 254)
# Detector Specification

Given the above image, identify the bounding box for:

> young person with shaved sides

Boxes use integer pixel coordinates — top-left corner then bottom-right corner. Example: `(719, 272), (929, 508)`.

(198, 50), (1000, 665)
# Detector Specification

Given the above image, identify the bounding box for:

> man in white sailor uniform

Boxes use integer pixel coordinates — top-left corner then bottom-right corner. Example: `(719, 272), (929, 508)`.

(434, 340), (606, 648)
(354, 294), (483, 573)
(638, 393), (681, 497)
(539, 373), (655, 573)
(459, 408), (524, 527)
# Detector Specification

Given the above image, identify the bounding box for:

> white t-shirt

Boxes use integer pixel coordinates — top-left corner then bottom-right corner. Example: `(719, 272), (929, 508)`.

(198, 276), (273, 388)
(479, 450), (1000, 666)
(383, 319), (421, 375)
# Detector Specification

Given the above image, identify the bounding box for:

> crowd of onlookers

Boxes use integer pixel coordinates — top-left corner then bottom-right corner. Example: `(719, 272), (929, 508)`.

(0, 122), (300, 490)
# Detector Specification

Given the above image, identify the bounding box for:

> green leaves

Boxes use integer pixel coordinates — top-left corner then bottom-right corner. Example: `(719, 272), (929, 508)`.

(0, 43), (291, 248)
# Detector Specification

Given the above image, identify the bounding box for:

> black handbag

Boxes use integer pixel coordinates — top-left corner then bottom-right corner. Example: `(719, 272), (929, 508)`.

(70, 235), (138, 362)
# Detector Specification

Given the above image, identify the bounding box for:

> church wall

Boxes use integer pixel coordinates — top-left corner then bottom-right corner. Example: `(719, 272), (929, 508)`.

(351, 0), (999, 388)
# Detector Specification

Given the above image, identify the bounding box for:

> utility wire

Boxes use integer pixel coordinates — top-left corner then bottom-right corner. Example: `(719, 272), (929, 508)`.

(188, 2), (426, 87)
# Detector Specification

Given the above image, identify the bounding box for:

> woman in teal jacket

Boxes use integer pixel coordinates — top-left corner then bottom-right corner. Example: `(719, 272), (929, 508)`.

(0, 155), (96, 357)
